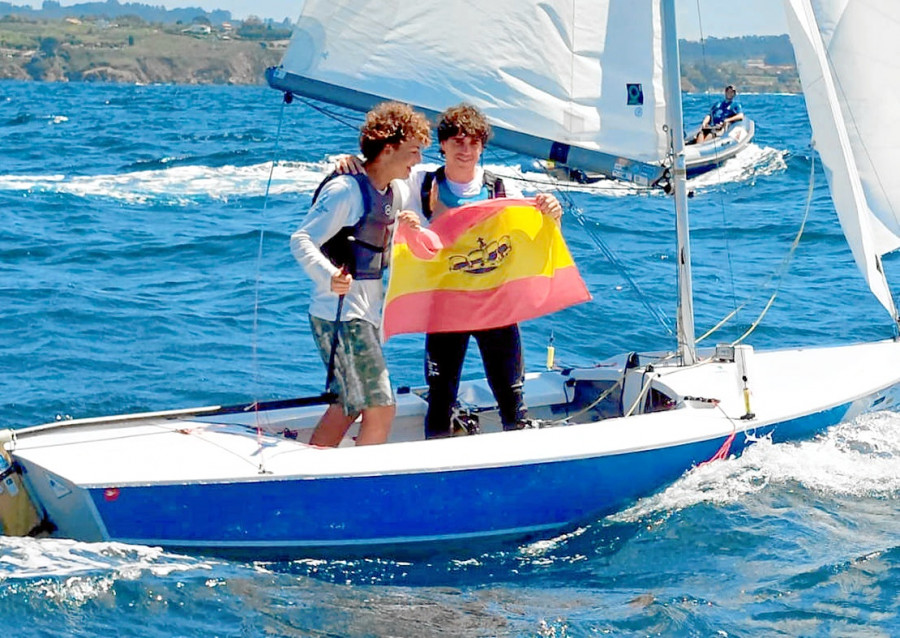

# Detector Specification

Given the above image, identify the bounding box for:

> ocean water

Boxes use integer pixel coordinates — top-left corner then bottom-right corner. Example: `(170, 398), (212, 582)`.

(1, 81), (899, 636)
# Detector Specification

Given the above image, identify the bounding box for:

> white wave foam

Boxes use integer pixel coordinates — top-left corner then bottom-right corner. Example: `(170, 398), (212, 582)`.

(0, 537), (214, 582)
(494, 163), (659, 198)
(611, 410), (900, 522)
(687, 144), (788, 190)
(0, 160), (333, 204)
(0, 145), (785, 205)
(489, 144), (787, 198)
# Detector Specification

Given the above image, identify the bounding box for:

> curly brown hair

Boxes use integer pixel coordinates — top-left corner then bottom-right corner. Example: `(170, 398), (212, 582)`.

(437, 103), (492, 145)
(359, 101), (432, 161)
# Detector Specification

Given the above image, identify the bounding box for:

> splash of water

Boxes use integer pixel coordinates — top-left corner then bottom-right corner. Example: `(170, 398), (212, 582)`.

(0, 143), (787, 206)
(612, 410), (900, 522)
(0, 161), (333, 205)
(0, 537), (215, 581)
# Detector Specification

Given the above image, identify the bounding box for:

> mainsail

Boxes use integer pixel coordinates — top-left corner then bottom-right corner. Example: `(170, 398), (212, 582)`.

(268, 0), (671, 185)
(269, 0), (696, 359)
(784, 0), (900, 321)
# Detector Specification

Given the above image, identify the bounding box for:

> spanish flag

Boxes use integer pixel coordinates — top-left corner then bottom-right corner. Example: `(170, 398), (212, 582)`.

(383, 198), (591, 339)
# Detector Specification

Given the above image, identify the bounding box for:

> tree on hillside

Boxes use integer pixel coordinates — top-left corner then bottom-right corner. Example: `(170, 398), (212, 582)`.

(39, 36), (59, 56)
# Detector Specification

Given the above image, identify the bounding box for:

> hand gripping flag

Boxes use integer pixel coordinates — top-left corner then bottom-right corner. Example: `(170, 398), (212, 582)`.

(383, 198), (591, 339)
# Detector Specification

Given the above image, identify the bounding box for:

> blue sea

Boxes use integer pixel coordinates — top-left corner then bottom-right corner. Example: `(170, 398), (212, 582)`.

(2, 81), (899, 636)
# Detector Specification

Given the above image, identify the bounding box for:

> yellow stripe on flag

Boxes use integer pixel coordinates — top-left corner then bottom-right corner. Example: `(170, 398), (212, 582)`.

(388, 204), (575, 297)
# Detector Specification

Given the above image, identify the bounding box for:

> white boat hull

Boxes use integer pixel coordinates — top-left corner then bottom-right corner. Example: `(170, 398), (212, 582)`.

(6, 339), (899, 558)
(684, 119), (756, 175)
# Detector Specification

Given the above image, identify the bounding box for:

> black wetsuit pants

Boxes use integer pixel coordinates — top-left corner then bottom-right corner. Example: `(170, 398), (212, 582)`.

(424, 324), (526, 438)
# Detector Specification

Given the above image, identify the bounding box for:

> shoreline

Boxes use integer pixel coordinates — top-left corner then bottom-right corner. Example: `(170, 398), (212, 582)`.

(0, 19), (800, 92)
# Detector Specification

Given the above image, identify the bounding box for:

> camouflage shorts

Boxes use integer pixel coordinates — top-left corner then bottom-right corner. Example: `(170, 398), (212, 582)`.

(309, 315), (395, 416)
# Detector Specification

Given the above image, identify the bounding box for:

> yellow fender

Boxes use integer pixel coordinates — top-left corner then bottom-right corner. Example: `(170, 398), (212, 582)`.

(0, 447), (44, 537)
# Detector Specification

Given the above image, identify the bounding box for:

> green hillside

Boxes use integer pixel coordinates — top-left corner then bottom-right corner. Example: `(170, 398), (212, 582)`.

(0, 16), (800, 92)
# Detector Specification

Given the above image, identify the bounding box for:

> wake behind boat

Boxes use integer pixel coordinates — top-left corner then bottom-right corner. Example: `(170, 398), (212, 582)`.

(3, 0), (900, 558)
(684, 118), (756, 176)
(540, 116), (756, 186)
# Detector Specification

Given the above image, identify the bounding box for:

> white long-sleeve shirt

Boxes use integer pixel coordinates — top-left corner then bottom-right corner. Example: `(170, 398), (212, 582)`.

(291, 175), (412, 327)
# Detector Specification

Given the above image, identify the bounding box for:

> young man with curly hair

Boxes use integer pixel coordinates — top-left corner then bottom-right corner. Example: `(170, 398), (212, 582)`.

(291, 101), (431, 447)
(414, 104), (562, 438)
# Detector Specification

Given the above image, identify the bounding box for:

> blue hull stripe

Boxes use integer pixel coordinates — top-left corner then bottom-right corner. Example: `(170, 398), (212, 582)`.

(89, 402), (851, 549)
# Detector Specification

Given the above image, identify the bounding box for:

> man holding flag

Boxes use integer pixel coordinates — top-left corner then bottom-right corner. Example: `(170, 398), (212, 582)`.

(409, 104), (566, 438)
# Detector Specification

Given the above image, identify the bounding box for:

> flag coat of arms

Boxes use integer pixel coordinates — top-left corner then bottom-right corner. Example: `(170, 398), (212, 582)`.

(383, 198), (591, 339)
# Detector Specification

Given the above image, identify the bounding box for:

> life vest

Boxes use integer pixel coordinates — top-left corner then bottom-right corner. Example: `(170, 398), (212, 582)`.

(420, 167), (505, 220)
(311, 172), (396, 280)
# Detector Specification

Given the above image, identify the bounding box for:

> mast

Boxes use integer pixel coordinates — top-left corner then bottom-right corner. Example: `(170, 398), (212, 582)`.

(661, 0), (697, 364)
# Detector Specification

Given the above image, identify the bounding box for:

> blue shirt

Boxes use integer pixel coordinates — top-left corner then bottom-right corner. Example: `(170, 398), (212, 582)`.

(436, 178), (490, 208)
(709, 98), (742, 125)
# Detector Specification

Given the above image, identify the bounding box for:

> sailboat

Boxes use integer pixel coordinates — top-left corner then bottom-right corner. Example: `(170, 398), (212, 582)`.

(3, 0), (899, 558)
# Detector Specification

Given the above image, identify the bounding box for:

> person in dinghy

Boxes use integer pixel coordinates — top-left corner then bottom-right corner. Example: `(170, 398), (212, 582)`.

(335, 103), (564, 439)
(692, 84), (745, 144)
(291, 101), (431, 447)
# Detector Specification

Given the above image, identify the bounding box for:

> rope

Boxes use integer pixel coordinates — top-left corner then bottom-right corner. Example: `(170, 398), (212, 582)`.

(249, 94), (290, 472)
(541, 378), (624, 427)
(698, 154), (816, 346)
(624, 370), (657, 418)
(699, 403), (738, 465)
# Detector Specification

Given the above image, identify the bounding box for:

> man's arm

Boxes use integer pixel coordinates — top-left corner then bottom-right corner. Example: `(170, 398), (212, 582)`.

(726, 105), (744, 123)
(331, 154), (429, 216)
(723, 102), (744, 125)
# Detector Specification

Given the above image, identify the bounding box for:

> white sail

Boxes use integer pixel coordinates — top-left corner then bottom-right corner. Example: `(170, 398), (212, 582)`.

(271, 0), (671, 183)
(784, 0), (900, 318)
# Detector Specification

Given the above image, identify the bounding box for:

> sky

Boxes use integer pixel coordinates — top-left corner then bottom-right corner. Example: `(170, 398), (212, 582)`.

(22, 0), (790, 39)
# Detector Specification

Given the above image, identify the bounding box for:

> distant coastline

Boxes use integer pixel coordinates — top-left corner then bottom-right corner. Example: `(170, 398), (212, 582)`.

(0, 12), (800, 91)
(0, 12), (288, 84)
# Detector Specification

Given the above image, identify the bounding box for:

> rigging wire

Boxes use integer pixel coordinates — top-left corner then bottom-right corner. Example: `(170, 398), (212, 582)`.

(249, 93), (290, 472)
(693, 153), (815, 346)
(563, 193), (675, 336)
(692, 0), (740, 311)
(483, 147), (675, 337)
(724, 153), (816, 346)
(294, 95), (364, 131)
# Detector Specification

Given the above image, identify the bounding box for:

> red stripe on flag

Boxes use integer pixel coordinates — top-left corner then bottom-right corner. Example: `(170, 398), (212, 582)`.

(383, 265), (591, 338)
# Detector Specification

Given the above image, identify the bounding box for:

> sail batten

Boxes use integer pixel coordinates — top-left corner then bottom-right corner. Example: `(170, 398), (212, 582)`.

(271, 0), (670, 183)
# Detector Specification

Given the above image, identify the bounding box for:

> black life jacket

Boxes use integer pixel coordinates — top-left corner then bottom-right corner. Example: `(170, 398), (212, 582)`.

(419, 167), (506, 220)
(311, 172), (396, 280)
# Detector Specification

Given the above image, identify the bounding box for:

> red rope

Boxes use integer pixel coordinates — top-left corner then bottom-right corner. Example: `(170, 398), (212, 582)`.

(700, 429), (736, 465)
